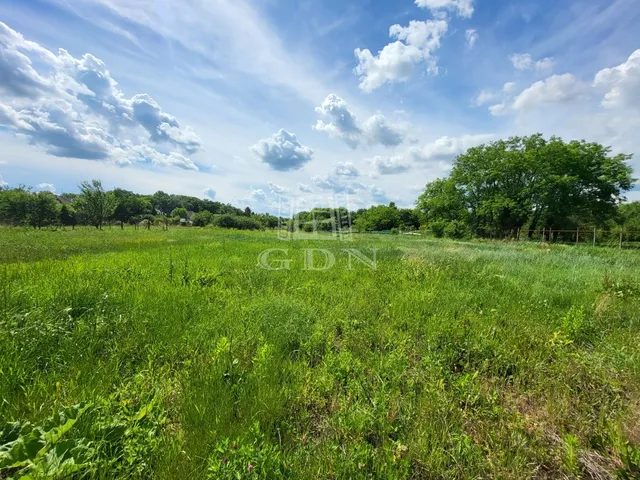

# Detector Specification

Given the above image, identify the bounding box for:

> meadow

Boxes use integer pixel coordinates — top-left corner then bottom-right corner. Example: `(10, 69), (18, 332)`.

(1, 227), (639, 479)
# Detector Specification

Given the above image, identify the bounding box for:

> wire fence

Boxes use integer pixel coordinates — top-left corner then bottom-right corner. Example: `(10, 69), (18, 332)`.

(472, 228), (640, 249)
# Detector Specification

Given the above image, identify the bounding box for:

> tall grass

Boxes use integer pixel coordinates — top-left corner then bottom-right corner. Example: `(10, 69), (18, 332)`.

(1, 227), (639, 478)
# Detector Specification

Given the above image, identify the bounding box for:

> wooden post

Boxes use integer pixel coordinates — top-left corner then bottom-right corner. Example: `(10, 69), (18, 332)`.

(541, 228), (545, 243)
(575, 229), (579, 246)
(620, 231), (623, 249)
(517, 228), (521, 241)
(593, 227), (596, 247)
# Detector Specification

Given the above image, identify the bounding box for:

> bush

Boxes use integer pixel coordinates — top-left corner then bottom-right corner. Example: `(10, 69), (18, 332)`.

(192, 211), (214, 226)
(444, 220), (470, 239)
(213, 215), (262, 230)
(430, 220), (447, 238)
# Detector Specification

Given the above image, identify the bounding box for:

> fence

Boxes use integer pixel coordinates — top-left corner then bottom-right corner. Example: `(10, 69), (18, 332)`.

(480, 228), (640, 249)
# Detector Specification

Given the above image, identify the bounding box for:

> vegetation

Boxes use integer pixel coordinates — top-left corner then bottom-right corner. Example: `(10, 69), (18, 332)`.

(1, 228), (640, 479)
(417, 134), (636, 238)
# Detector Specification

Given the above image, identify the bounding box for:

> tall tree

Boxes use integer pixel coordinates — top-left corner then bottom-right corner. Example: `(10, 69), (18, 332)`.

(28, 191), (60, 229)
(75, 180), (116, 229)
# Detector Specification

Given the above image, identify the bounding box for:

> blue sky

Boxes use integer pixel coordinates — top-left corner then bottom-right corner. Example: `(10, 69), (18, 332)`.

(1, 0), (639, 211)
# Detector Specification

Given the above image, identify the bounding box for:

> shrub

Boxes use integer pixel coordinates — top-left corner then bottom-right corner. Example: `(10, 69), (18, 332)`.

(430, 220), (447, 238)
(444, 220), (470, 239)
(193, 211), (214, 226)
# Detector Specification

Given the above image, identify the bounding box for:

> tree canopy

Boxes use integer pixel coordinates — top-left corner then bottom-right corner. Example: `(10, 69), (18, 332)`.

(417, 134), (635, 237)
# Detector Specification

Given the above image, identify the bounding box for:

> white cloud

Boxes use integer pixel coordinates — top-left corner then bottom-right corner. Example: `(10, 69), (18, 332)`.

(251, 129), (314, 171)
(297, 183), (313, 193)
(503, 82), (517, 93)
(409, 134), (495, 162)
(314, 94), (405, 148)
(268, 182), (290, 194)
(510, 53), (555, 72)
(594, 49), (640, 109)
(35, 183), (56, 193)
(312, 174), (364, 194)
(354, 19), (448, 92)
(415, 0), (474, 18)
(204, 187), (216, 200)
(332, 162), (360, 177)
(489, 103), (507, 116)
(0, 175), (8, 188)
(0, 21), (201, 170)
(369, 185), (389, 203)
(513, 74), (583, 110)
(465, 29), (479, 49)
(370, 155), (411, 175)
(249, 188), (267, 202)
(362, 114), (404, 147)
(474, 90), (499, 106)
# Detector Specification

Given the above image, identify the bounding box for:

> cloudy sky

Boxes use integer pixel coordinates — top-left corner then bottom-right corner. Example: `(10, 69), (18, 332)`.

(1, 0), (639, 212)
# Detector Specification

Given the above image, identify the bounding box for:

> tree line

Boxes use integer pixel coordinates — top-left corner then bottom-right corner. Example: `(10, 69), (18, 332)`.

(416, 134), (639, 240)
(1, 134), (639, 237)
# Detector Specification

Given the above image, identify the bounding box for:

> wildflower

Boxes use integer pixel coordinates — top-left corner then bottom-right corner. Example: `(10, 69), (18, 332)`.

(248, 464), (255, 472)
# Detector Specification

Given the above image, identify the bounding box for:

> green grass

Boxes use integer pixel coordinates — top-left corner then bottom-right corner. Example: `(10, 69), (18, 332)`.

(1, 227), (640, 479)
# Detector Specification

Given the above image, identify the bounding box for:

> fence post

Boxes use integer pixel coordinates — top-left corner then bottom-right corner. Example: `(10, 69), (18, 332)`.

(517, 228), (521, 241)
(619, 231), (623, 249)
(576, 229), (579, 246)
(541, 228), (545, 243)
(593, 227), (596, 247)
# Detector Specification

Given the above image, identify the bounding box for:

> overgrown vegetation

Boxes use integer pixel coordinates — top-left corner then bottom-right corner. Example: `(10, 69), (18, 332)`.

(1, 228), (640, 478)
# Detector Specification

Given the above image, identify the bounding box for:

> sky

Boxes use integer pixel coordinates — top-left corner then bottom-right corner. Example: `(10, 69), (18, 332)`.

(1, 0), (639, 212)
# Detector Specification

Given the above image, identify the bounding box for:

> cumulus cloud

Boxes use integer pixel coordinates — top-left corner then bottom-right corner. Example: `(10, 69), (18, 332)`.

(513, 74), (583, 110)
(268, 182), (290, 194)
(314, 93), (362, 148)
(415, 0), (474, 18)
(311, 174), (364, 194)
(0, 175), (8, 188)
(297, 183), (313, 193)
(369, 185), (389, 203)
(204, 187), (216, 200)
(594, 49), (640, 109)
(332, 162), (360, 177)
(503, 81), (517, 93)
(314, 94), (405, 148)
(35, 183), (56, 193)
(465, 29), (479, 48)
(250, 188), (267, 202)
(0, 21), (201, 169)
(354, 19), (448, 92)
(474, 90), (499, 106)
(510, 53), (555, 72)
(409, 134), (495, 162)
(251, 129), (314, 171)
(369, 155), (411, 175)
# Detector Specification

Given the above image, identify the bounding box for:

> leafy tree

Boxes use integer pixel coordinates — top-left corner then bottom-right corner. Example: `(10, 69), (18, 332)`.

(0, 187), (33, 226)
(398, 208), (420, 230)
(416, 178), (468, 226)
(75, 180), (116, 229)
(417, 135), (635, 237)
(171, 207), (189, 220)
(28, 191), (60, 229)
(192, 210), (214, 226)
(354, 205), (401, 232)
(59, 204), (77, 229)
(113, 189), (152, 228)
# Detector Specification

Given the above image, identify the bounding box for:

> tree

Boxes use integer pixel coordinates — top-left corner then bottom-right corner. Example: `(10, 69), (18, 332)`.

(75, 180), (116, 229)
(416, 178), (468, 226)
(28, 191), (60, 229)
(192, 210), (214, 226)
(113, 189), (152, 228)
(354, 205), (401, 232)
(60, 204), (77, 229)
(171, 207), (189, 220)
(0, 187), (33, 226)
(417, 135), (635, 237)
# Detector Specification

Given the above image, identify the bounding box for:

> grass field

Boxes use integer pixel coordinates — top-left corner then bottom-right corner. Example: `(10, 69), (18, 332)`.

(1, 227), (640, 479)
